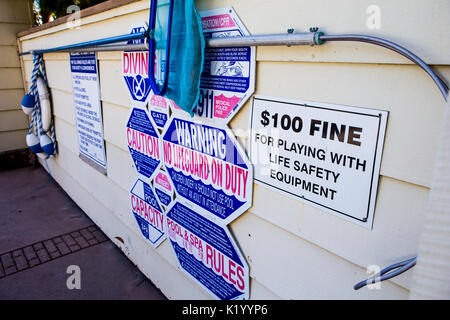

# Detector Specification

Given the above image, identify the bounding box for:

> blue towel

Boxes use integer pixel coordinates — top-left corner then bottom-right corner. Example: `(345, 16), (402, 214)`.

(152, 0), (205, 116)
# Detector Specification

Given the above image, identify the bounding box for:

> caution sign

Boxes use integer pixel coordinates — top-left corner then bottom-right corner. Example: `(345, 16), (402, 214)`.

(130, 178), (165, 248)
(250, 96), (388, 228)
(126, 107), (160, 181)
(162, 116), (252, 225)
(166, 200), (249, 300)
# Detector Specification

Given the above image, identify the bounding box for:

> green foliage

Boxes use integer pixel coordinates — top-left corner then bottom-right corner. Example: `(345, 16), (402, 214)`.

(37, 0), (108, 23)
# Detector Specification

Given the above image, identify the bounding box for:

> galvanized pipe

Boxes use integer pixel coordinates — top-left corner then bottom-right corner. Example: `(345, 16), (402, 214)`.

(18, 29), (448, 101)
(19, 31), (148, 56)
(23, 32), (319, 54)
(58, 42), (147, 52)
(206, 32), (319, 47)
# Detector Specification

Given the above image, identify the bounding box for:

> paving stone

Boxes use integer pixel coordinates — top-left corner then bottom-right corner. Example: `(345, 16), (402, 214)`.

(33, 243), (44, 251)
(49, 251), (61, 259)
(80, 229), (94, 240)
(53, 237), (63, 244)
(56, 242), (70, 255)
(43, 240), (58, 253)
(23, 246), (38, 261)
(92, 231), (107, 242)
(88, 238), (98, 246)
(0, 263), (5, 278)
(88, 226), (98, 232)
(69, 244), (81, 252)
(73, 236), (89, 249)
(36, 249), (50, 263)
(12, 250), (23, 258)
(28, 258), (40, 267)
(1, 253), (15, 269)
(4, 265), (17, 275)
(70, 231), (81, 238)
(62, 234), (76, 247)
(13, 252), (29, 271)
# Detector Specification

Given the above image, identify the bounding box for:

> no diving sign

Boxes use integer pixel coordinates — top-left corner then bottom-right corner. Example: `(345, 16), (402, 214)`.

(122, 50), (151, 104)
(250, 96), (388, 228)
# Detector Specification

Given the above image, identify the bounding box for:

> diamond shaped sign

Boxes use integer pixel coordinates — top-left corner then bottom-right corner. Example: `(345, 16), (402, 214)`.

(130, 178), (165, 248)
(153, 167), (174, 210)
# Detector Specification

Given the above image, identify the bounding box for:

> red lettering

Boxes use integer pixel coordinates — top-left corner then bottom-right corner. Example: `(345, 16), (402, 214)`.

(123, 52), (129, 73)
(228, 260), (236, 285)
(236, 265), (245, 291)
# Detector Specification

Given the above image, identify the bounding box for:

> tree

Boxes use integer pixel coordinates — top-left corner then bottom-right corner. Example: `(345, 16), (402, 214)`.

(36, 0), (108, 24)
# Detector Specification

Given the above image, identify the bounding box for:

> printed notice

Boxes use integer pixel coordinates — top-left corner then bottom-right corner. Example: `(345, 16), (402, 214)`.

(250, 96), (388, 228)
(70, 52), (106, 172)
(170, 7), (255, 123)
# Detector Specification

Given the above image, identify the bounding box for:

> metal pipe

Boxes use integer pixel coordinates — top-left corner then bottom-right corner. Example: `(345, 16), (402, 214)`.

(206, 32), (318, 47)
(20, 31), (318, 55)
(19, 30), (147, 56)
(319, 34), (449, 101)
(58, 42), (147, 53)
(18, 30), (448, 101)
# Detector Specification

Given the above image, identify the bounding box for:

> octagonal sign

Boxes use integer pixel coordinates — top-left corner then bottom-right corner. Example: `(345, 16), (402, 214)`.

(166, 199), (249, 300)
(130, 178), (165, 248)
(153, 167), (174, 210)
(148, 92), (171, 130)
(161, 116), (253, 225)
(126, 107), (161, 181)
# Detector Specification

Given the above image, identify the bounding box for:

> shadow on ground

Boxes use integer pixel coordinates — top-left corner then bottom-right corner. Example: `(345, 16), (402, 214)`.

(0, 165), (166, 300)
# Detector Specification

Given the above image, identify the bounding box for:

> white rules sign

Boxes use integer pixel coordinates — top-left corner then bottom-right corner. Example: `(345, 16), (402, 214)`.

(249, 96), (388, 228)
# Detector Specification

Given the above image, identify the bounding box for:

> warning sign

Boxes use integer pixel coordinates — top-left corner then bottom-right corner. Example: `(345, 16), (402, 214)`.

(162, 115), (253, 225)
(249, 96), (388, 228)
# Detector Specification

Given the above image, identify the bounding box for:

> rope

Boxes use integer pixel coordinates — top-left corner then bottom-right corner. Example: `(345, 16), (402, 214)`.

(28, 53), (57, 155)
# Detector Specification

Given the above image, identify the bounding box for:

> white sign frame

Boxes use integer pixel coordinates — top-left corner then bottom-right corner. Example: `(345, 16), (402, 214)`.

(249, 95), (389, 229)
(70, 52), (107, 174)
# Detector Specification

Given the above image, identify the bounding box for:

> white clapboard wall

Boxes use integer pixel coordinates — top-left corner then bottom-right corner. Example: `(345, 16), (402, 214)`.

(0, 0), (34, 152)
(18, 0), (450, 299)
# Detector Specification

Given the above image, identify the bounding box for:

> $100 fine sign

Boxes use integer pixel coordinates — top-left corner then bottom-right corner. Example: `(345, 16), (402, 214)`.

(250, 96), (388, 228)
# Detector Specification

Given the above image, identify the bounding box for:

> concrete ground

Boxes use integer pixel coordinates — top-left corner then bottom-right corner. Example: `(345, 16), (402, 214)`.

(0, 165), (167, 300)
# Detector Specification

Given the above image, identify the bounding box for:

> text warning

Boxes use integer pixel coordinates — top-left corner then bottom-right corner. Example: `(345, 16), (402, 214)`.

(250, 96), (388, 228)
